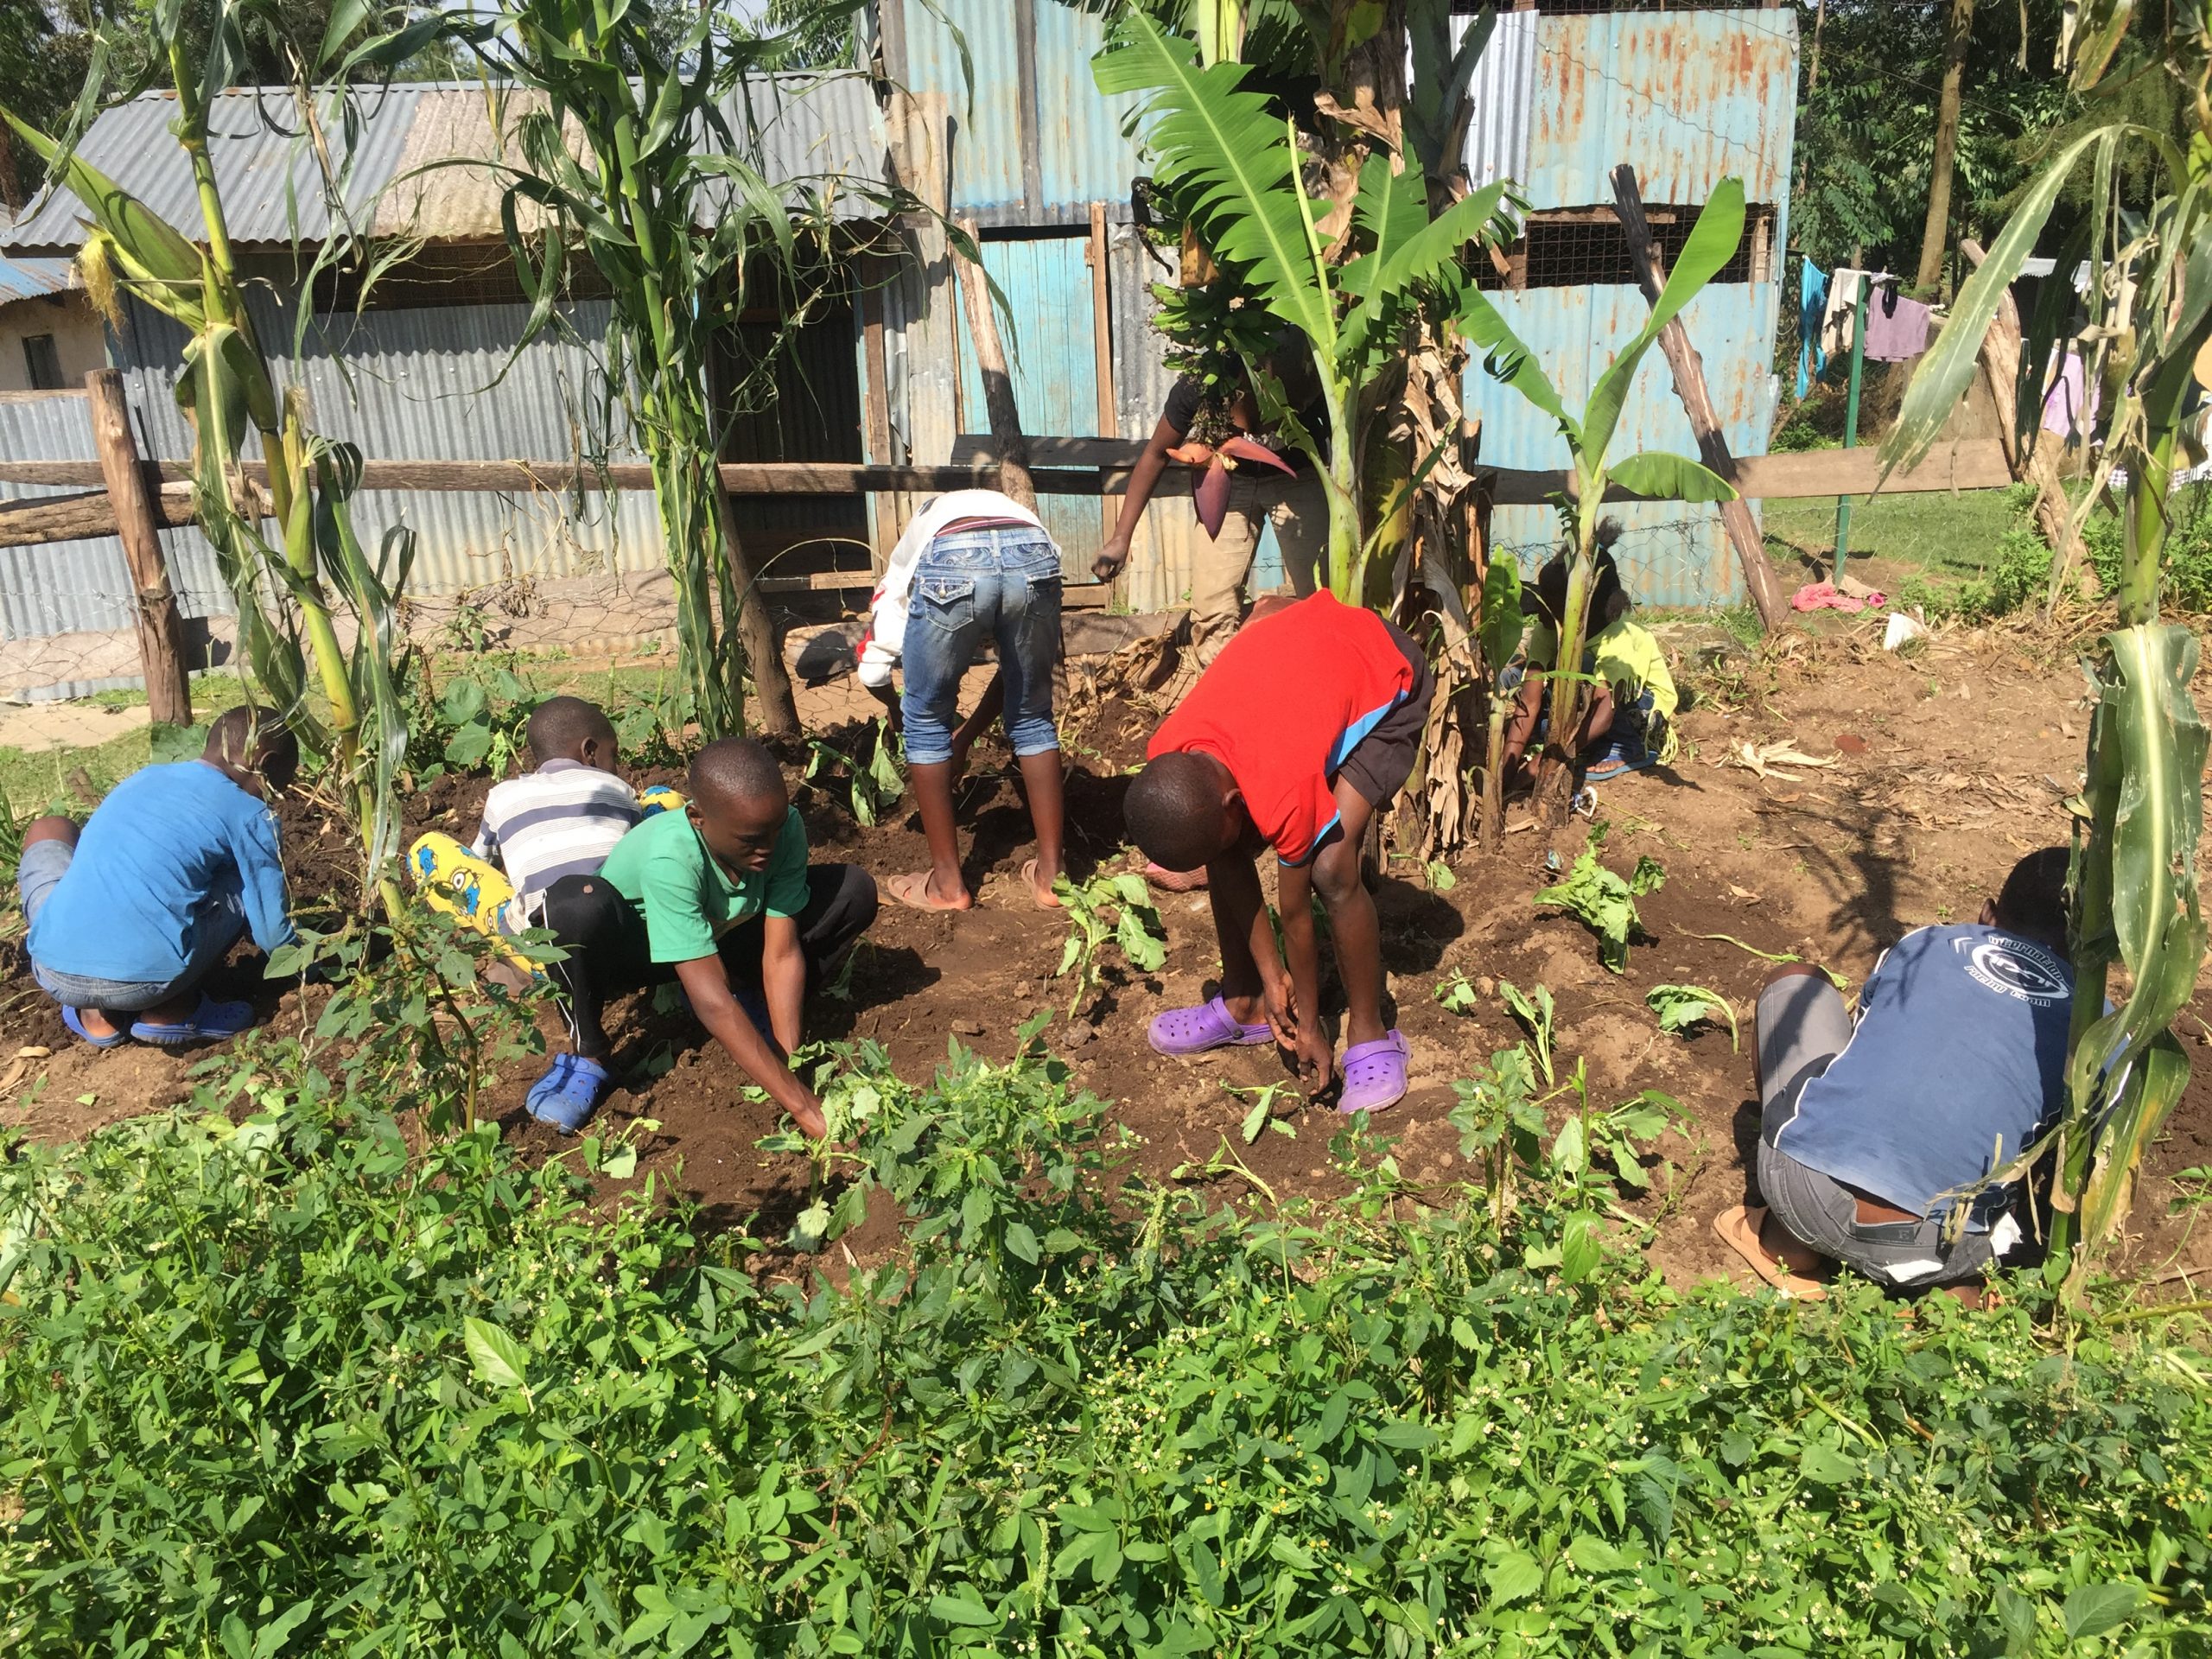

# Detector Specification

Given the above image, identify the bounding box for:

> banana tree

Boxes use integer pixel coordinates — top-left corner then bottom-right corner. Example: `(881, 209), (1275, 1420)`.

(1879, 6), (2212, 1289)
(5, 33), (411, 910)
(1456, 181), (1745, 825)
(1094, 6), (1518, 607)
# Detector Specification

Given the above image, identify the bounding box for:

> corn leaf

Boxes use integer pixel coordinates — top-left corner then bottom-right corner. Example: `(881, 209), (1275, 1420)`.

(1881, 130), (2107, 478)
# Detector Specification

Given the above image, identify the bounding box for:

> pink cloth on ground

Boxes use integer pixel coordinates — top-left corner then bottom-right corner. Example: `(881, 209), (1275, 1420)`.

(1791, 581), (1887, 613)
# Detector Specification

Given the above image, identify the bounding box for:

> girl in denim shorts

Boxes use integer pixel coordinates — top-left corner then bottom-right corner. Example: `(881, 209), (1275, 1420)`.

(855, 489), (1065, 910)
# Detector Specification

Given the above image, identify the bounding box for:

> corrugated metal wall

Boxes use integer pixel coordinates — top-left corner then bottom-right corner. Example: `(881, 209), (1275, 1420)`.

(1473, 6), (1797, 608)
(887, 0), (1147, 226)
(0, 391), (232, 695)
(956, 234), (1103, 573)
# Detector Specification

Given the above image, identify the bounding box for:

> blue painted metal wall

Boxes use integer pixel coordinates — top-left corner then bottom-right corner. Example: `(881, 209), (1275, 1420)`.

(1475, 7), (1798, 608)
(955, 234), (1104, 572)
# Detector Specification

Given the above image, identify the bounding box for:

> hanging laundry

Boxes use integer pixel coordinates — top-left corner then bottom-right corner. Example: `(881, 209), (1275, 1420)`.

(1821, 268), (1874, 359)
(1862, 286), (1932, 361)
(1796, 257), (1829, 398)
(2043, 350), (2089, 441)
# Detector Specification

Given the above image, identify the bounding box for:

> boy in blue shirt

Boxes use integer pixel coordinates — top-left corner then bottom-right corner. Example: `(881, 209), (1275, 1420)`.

(1718, 849), (2074, 1299)
(16, 706), (298, 1048)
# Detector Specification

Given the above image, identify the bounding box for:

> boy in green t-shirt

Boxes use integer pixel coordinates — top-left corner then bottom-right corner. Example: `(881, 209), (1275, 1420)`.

(525, 738), (878, 1135)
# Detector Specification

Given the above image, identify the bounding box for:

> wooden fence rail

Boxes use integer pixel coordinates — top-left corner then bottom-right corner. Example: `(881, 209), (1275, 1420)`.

(0, 437), (2017, 555)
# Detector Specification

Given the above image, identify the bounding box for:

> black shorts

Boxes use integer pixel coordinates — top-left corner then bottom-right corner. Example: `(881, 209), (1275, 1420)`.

(1334, 620), (1436, 810)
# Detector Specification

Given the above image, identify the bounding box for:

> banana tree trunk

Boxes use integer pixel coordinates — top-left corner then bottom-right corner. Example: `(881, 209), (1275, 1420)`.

(1536, 510), (1602, 826)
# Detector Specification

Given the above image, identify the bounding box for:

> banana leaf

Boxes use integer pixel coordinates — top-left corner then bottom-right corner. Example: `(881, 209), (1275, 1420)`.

(1607, 451), (1738, 504)
(1093, 10), (1336, 353)
(1580, 179), (1743, 468)
(1477, 553), (1522, 690)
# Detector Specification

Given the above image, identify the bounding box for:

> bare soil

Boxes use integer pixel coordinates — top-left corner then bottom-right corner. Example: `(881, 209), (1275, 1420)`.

(6, 617), (2209, 1294)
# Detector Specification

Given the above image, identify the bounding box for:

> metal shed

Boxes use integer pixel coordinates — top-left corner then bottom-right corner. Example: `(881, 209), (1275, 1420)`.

(1468, 6), (1798, 607)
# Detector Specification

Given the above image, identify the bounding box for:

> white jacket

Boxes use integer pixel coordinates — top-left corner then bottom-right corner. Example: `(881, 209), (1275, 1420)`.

(855, 489), (1048, 688)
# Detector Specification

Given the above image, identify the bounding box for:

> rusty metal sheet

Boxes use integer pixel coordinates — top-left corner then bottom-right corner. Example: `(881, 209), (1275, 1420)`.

(1523, 8), (1799, 208)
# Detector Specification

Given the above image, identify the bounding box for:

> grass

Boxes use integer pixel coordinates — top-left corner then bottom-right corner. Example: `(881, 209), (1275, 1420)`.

(1761, 489), (2023, 588)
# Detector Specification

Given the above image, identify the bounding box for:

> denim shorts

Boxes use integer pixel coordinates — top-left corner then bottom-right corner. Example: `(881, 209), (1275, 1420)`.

(16, 836), (245, 1011)
(900, 527), (1063, 766)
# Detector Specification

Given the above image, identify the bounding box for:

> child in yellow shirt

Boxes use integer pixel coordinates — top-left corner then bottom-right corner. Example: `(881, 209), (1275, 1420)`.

(1503, 531), (1679, 789)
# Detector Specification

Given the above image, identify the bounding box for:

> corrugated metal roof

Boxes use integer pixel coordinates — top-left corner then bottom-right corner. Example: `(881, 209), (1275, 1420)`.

(1522, 9), (1799, 208)
(1464, 9), (1538, 194)
(0, 255), (83, 303)
(2, 73), (892, 255)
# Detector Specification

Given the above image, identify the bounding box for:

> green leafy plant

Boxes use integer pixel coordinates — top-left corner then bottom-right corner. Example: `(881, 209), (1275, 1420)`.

(1433, 969), (1481, 1014)
(1535, 833), (1666, 973)
(408, 665), (548, 782)
(1224, 1078), (1299, 1145)
(1449, 1043), (1546, 1229)
(804, 717), (906, 828)
(1646, 983), (1740, 1051)
(1477, 550), (1524, 849)
(1052, 869), (1169, 1018)
(1882, 6), (2212, 1290)
(3, 1028), (2209, 1653)
(1498, 978), (1557, 1084)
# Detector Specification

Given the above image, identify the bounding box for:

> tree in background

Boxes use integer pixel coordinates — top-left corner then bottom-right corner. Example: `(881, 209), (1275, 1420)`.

(1791, 0), (2073, 287)
(1884, 2), (2212, 1290)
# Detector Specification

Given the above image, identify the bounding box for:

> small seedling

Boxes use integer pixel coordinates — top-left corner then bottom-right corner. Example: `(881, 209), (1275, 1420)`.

(1054, 870), (1168, 1018)
(1534, 830), (1664, 973)
(1646, 983), (1739, 1051)
(804, 717), (905, 827)
(1434, 971), (1481, 1014)
(1224, 1080), (1299, 1145)
(1498, 979), (1557, 1085)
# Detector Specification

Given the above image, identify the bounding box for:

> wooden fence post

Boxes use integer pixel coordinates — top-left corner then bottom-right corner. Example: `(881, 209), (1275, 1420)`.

(950, 215), (1038, 512)
(85, 368), (192, 725)
(1609, 166), (1791, 632)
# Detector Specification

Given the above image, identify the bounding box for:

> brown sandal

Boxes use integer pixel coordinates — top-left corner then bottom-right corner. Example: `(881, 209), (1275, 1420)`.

(1713, 1205), (1830, 1301)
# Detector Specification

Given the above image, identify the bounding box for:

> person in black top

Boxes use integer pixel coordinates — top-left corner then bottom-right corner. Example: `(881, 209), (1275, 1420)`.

(1091, 357), (1330, 664)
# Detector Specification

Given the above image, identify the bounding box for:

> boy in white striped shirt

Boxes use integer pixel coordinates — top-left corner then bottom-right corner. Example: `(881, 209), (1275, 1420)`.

(410, 696), (673, 941)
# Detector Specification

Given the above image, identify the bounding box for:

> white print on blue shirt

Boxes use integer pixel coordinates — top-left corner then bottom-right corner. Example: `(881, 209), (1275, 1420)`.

(1957, 934), (2069, 1006)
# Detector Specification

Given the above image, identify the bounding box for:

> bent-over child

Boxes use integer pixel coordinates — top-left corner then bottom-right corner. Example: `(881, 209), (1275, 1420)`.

(858, 487), (1066, 911)
(1718, 849), (2075, 1299)
(17, 706), (298, 1048)
(1502, 530), (1679, 790)
(410, 695), (679, 942)
(526, 737), (877, 1135)
(1122, 590), (1433, 1114)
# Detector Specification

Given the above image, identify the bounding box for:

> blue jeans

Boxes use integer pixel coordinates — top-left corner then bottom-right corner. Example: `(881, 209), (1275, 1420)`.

(899, 528), (1063, 766)
(16, 836), (245, 1011)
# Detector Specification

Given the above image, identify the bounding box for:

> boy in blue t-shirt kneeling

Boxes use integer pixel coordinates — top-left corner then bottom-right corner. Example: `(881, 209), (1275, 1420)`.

(1718, 849), (2075, 1300)
(16, 706), (299, 1049)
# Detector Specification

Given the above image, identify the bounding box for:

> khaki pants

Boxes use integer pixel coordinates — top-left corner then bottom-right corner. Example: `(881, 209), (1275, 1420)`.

(1188, 468), (1329, 663)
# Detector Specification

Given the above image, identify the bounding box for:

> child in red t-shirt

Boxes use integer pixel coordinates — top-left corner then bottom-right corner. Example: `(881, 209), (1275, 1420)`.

(1124, 592), (1433, 1112)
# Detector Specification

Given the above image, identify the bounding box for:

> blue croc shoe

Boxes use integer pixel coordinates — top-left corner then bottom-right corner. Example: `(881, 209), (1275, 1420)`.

(527, 1053), (609, 1135)
(130, 995), (255, 1046)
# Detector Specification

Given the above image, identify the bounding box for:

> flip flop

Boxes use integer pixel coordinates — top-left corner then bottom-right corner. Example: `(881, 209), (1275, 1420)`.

(1020, 859), (1065, 909)
(1148, 995), (1273, 1057)
(129, 995), (254, 1047)
(1338, 1029), (1411, 1114)
(1713, 1205), (1830, 1301)
(1143, 861), (1209, 893)
(527, 1053), (610, 1135)
(60, 1006), (127, 1050)
(885, 870), (972, 912)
